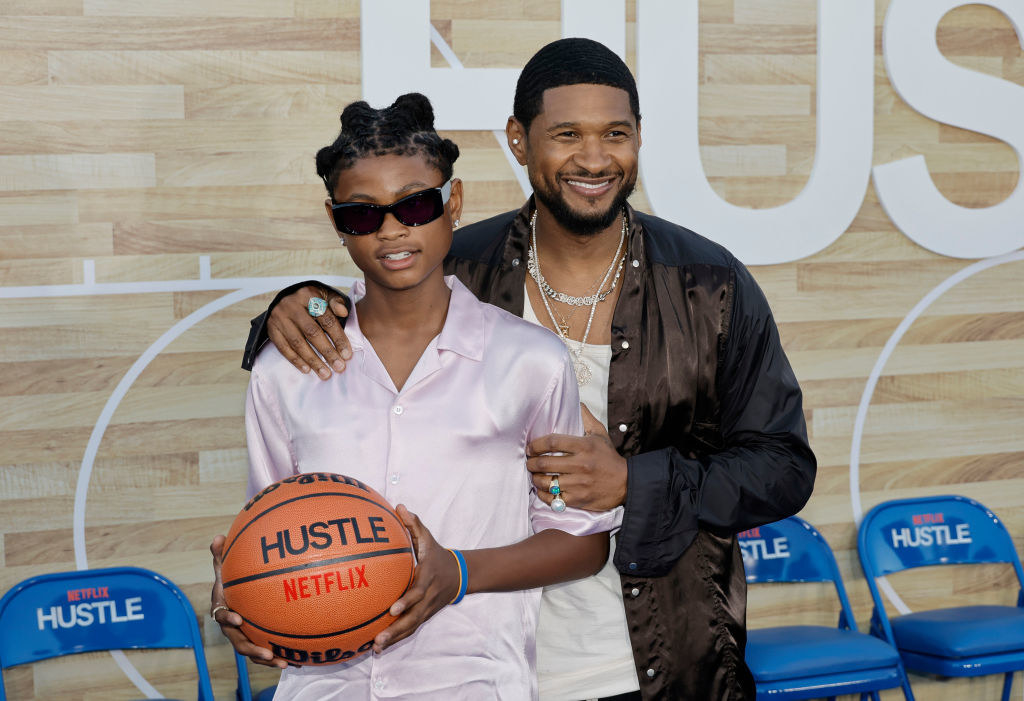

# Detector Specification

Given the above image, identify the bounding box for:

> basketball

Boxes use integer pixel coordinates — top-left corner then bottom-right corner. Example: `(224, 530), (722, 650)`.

(221, 472), (415, 665)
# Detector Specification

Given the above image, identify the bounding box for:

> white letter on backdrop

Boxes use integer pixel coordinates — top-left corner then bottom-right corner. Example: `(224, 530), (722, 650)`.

(361, 0), (625, 131)
(637, 0), (874, 265)
(874, 0), (1024, 258)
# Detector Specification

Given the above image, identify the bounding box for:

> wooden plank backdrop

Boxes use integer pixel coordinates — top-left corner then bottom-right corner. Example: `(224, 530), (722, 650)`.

(1, 1), (1022, 698)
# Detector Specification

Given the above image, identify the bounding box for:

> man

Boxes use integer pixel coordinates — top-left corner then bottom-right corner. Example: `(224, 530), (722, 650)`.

(241, 38), (816, 700)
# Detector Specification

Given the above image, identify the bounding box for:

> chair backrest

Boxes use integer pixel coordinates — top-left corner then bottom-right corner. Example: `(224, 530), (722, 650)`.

(739, 516), (858, 629)
(0, 566), (213, 700)
(858, 495), (1024, 586)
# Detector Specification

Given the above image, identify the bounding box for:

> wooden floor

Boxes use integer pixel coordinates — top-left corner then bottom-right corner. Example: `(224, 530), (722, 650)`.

(1, 1), (1022, 699)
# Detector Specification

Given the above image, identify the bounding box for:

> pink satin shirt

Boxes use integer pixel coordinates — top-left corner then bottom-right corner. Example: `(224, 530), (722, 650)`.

(245, 276), (620, 700)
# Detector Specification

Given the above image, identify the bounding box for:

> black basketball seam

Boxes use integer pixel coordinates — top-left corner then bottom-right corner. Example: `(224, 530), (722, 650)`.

(239, 601), (395, 639)
(222, 547), (414, 588)
(222, 490), (406, 561)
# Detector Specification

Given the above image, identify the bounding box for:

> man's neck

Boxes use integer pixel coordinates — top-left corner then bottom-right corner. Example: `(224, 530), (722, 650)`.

(531, 203), (626, 275)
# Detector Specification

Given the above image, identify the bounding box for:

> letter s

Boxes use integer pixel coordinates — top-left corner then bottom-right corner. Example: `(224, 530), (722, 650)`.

(76, 603), (94, 626)
(874, 0), (1024, 258)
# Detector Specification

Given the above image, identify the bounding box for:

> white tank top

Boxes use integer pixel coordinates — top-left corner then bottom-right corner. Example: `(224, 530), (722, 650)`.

(523, 291), (640, 700)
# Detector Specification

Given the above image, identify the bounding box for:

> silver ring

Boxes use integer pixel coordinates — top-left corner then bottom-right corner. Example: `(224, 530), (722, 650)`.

(307, 297), (328, 318)
(211, 604), (230, 620)
(551, 495), (566, 513)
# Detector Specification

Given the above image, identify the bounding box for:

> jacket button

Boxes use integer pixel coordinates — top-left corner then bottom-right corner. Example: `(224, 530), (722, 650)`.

(646, 668), (656, 678)
(620, 340), (629, 350)
(618, 423), (628, 433)
(628, 562), (638, 571)
(630, 587), (640, 597)
(512, 258), (520, 267)
(632, 259), (640, 268)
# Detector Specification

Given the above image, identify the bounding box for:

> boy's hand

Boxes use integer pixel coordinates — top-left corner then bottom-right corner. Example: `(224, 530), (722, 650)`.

(210, 535), (289, 668)
(372, 505), (460, 653)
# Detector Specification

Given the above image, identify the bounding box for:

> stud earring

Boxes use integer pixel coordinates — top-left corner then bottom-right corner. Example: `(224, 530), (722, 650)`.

(512, 138), (519, 145)
(453, 219), (460, 228)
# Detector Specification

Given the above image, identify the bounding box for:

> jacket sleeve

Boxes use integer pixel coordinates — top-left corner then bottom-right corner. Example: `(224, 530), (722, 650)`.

(614, 262), (816, 577)
(241, 280), (350, 371)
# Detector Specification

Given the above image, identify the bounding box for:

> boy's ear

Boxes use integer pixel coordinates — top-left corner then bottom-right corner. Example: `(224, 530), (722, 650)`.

(448, 178), (464, 224)
(324, 199), (344, 243)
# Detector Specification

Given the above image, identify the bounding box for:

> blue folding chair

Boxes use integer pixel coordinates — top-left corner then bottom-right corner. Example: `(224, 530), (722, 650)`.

(741, 516), (912, 700)
(858, 495), (1024, 701)
(0, 566), (213, 700)
(234, 650), (277, 701)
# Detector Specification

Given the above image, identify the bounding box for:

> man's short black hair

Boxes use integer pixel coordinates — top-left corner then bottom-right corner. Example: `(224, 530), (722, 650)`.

(513, 37), (641, 132)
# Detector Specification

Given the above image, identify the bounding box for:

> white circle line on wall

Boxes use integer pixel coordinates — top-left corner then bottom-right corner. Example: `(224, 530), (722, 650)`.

(849, 248), (1024, 615)
(73, 277), (357, 699)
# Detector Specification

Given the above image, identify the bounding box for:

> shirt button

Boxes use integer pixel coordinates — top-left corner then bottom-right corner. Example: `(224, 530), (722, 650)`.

(374, 678), (384, 689)
(630, 587), (640, 597)
(618, 423), (628, 433)
(632, 259), (640, 268)
(512, 258), (520, 267)
(646, 668), (656, 678)
(629, 562), (638, 571)
(620, 340), (629, 350)
(390, 473), (399, 484)
(393, 405), (404, 415)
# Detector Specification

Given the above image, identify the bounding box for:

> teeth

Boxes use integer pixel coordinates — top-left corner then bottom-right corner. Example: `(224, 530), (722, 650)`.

(568, 180), (607, 190)
(383, 251), (412, 260)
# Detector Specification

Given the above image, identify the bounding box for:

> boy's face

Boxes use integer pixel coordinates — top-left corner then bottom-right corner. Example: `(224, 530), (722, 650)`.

(510, 83), (640, 234)
(325, 153), (461, 294)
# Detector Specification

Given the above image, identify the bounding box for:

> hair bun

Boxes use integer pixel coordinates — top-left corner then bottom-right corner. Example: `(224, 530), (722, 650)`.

(390, 93), (435, 132)
(339, 100), (379, 136)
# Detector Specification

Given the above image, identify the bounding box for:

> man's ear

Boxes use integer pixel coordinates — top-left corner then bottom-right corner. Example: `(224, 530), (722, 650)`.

(506, 117), (527, 165)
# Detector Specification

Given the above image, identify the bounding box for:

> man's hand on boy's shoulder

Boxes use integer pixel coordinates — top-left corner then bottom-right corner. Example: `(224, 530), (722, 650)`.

(266, 284), (352, 380)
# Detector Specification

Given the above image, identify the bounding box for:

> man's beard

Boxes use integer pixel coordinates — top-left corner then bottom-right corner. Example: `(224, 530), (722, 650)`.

(530, 172), (637, 236)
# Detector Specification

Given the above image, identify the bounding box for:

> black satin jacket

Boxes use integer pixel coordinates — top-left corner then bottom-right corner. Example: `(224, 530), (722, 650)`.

(242, 202), (816, 700)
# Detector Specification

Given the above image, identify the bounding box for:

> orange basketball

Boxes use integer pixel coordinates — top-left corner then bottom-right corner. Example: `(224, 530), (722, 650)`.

(221, 472), (415, 665)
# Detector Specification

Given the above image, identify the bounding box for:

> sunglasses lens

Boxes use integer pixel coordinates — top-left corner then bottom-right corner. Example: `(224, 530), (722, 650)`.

(394, 191), (443, 227)
(335, 205), (384, 235)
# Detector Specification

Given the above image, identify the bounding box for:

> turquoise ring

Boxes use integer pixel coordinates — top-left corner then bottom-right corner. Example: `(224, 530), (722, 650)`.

(307, 296), (328, 318)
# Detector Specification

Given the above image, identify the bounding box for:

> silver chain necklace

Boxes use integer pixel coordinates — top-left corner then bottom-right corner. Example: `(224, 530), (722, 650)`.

(528, 235), (624, 307)
(528, 210), (626, 386)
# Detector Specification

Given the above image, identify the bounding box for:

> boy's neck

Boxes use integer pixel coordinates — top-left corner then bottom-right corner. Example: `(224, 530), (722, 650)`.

(354, 273), (452, 391)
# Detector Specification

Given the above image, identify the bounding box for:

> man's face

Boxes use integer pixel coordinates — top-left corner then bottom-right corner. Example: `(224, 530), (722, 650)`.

(522, 84), (640, 235)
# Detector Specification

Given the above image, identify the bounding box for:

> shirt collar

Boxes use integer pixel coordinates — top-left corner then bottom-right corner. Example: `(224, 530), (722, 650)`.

(345, 275), (485, 362)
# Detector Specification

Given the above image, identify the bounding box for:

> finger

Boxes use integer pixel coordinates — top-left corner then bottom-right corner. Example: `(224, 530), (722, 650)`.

(295, 315), (349, 377)
(275, 316), (333, 380)
(224, 629), (287, 668)
(526, 454), (581, 476)
(580, 403), (607, 437)
(316, 309), (353, 369)
(526, 433), (587, 458)
(395, 504), (430, 558)
(374, 603), (425, 651)
(210, 534), (226, 564)
(388, 579), (426, 618)
(266, 318), (311, 374)
(328, 295), (350, 320)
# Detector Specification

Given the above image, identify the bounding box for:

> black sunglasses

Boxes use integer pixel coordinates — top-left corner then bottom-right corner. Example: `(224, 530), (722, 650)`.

(329, 180), (453, 235)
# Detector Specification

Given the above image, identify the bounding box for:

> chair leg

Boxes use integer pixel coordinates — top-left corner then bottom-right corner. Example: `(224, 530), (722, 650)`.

(1000, 670), (1013, 701)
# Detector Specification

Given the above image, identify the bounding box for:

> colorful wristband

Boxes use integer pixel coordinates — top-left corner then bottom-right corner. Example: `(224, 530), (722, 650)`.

(448, 548), (468, 605)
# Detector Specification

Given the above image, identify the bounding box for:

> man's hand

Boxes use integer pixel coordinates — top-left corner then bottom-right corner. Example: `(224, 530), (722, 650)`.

(266, 285), (351, 380)
(527, 404), (628, 511)
(373, 505), (459, 653)
(210, 535), (288, 669)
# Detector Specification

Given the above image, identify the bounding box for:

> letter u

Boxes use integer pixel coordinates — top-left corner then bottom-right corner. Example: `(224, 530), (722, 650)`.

(284, 525), (310, 556)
